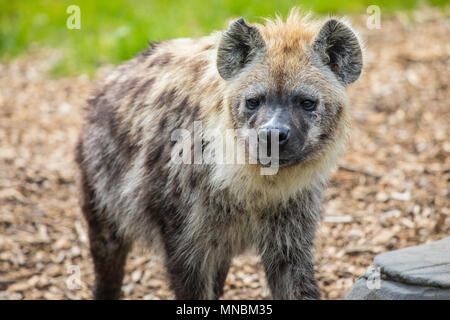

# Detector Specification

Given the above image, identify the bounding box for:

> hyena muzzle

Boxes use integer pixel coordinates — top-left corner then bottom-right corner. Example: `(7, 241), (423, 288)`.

(75, 9), (362, 300)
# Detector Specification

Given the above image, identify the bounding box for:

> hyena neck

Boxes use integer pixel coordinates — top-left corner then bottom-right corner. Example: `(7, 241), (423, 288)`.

(207, 153), (335, 210)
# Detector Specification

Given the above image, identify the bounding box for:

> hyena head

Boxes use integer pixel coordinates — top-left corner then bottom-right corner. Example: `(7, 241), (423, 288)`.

(216, 10), (362, 168)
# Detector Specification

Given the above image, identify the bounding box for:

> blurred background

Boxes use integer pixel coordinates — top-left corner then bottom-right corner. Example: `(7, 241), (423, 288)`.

(1, 0), (448, 75)
(0, 0), (449, 299)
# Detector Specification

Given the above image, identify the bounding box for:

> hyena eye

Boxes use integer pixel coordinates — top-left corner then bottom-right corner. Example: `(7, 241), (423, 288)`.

(246, 97), (262, 110)
(299, 99), (317, 111)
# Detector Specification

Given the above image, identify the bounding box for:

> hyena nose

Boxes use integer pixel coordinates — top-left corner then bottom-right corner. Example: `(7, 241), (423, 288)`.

(278, 127), (290, 146)
(259, 126), (291, 147)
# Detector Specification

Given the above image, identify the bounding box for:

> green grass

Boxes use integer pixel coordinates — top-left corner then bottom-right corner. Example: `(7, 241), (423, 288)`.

(0, 0), (448, 76)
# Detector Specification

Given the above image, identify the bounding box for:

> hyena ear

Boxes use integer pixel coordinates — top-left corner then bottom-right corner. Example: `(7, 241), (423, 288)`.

(312, 19), (363, 85)
(217, 18), (265, 80)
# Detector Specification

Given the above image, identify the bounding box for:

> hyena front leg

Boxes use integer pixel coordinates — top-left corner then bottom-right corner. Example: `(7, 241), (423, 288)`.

(258, 199), (321, 300)
(85, 214), (132, 300)
(212, 259), (231, 299)
(260, 245), (320, 300)
(79, 171), (132, 300)
(163, 234), (232, 299)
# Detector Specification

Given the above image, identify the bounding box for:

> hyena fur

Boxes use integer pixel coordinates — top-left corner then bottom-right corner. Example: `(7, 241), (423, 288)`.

(75, 9), (363, 300)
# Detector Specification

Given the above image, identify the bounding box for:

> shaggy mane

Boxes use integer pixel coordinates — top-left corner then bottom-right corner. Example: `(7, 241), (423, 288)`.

(257, 8), (322, 52)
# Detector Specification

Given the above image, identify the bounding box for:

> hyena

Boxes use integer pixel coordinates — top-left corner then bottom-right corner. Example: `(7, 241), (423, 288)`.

(75, 9), (362, 300)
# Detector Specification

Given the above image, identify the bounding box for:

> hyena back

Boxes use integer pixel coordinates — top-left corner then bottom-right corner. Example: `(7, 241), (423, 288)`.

(75, 10), (362, 300)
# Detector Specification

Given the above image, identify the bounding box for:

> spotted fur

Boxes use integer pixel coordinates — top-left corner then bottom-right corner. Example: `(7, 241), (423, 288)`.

(75, 9), (362, 300)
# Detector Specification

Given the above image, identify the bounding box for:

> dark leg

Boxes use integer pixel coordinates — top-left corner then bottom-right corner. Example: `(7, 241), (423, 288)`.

(86, 215), (132, 300)
(257, 196), (321, 300)
(261, 248), (320, 300)
(78, 168), (131, 300)
(165, 257), (210, 299)
(163, 235), (231, 300)
(212, 259), (231, 299)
